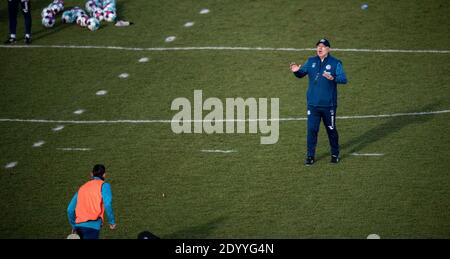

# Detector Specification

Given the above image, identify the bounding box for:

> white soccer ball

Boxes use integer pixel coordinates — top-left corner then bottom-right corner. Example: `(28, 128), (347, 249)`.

(42, 15), (56, 28)
(49, 3), (63, 14)
(86, 17), (100, 31)
(103, 10), (117, 22)
(93, 8), (104, 21)
(70, 6), (83, 17)
(76, 15), (89, 27)
(66, 233), (80, 239)
(57, 3), (64, 12)
(85, 0), (97, 14)
(73, 9), (87, 19)
(71, 6), (83, 14)
(103, 2), (116, 11)
(61, 10), (75, 23)
(41, 7), (54, 18)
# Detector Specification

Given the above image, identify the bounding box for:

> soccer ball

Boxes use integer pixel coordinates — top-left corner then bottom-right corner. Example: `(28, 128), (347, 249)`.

(76, 15), (89, 27)
(103, 1), (116, 10)
(66, 233), (80, 239)
(49, 3), (63, 14)
(42, 15), (56, 28)
(86, 17), (100, 31)
(41, 7), (54, 18)
(93, 8), (104, 21)
(72, 9), (87, 19)
(70, 6), (83, 17)
(85, 0), (98, 14)
(61, 10), (75, 23)
(103, 10), (116, 22)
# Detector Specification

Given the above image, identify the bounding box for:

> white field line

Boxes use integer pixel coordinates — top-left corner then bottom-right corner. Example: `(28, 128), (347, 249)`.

(351, 153), (384, 156)
(4, 162), (18, 169)
(0, 109), (449, 124)
(201, 149), (237, 153)
(118, 73), (129, 79)
(1, 45), (449, 54)
(57, 148), (91, 151)
(96, 90), (108, 96)
(73, 109), (85, 115)
(32, 141), (46, 147)
(165, 36), (176, 43)
(52, 125), (65, 131)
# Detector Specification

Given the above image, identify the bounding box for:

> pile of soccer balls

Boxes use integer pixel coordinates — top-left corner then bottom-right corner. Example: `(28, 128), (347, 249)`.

(41, 0), (64, 28)
(41, 0), (117, 32)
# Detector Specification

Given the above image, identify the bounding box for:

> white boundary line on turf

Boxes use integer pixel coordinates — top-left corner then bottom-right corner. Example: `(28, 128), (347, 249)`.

(351, 153), (384, 156)
(201, 149), (237, 153)
(1, 45), (450, 54)
(0, 109), (449, 124)
(4, 162), (18, 169)
(57, 148), (91, 151)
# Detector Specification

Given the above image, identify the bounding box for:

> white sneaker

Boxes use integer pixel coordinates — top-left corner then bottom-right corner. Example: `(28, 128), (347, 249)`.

(115, 20), (133, 27)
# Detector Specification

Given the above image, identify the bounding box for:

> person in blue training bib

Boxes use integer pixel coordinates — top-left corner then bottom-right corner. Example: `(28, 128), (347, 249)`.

(290, 38), (348, 165)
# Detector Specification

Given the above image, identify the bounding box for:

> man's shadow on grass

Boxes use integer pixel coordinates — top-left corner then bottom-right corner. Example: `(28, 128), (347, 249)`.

(315, 102), (441, 161)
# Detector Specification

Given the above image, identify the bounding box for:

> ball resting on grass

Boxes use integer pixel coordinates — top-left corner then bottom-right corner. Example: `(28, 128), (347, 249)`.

(367, 234), (380, 239)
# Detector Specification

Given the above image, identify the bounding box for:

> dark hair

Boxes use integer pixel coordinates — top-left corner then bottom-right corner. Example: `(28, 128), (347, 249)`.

(92, 164), (106, 178)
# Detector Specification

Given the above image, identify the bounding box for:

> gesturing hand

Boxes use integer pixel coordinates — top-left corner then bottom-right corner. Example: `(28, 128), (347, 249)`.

(322, 72), (334, 81)
(290, 62), (301, 72)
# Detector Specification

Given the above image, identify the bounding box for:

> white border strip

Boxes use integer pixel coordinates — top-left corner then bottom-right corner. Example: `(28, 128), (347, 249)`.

(1, 45), (449, 54)
(0, 110), (448, 124)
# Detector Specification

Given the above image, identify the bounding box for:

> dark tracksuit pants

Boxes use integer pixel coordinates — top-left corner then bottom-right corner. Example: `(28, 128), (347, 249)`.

(307, 105), (339, 158)
(8, 0), (32, 36)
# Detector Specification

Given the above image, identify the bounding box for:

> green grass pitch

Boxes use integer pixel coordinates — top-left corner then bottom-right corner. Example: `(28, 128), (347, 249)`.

(0, 0), (449, 238)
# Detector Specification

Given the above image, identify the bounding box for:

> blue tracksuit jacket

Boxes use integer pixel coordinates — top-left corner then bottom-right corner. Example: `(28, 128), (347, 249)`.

(294, 54), (347, 107)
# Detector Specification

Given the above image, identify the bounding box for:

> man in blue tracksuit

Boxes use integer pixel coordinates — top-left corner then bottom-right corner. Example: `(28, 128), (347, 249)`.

(290, 39), (347, 165)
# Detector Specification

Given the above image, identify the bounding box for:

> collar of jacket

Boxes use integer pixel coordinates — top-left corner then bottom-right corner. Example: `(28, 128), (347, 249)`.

(316, 54), (331, 63)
